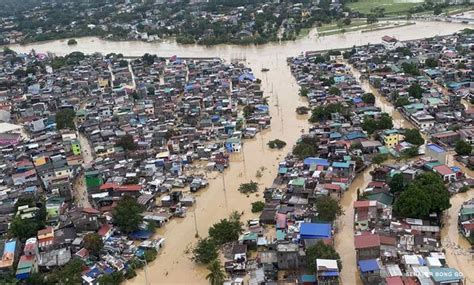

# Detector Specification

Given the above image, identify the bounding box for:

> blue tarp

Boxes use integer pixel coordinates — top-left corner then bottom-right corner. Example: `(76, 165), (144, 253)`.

(129, 230), (153, 240)
(300, 274), (316, 282)
(358, 259), (379, 272)
(320, 271), (340, 277)
(238, 73), (256, 82)
(300, 223), (331, 239)
(303, 157), (330, 167)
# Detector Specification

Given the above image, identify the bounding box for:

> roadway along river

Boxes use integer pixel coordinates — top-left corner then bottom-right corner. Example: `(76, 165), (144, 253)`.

(9, 21), (470, 284)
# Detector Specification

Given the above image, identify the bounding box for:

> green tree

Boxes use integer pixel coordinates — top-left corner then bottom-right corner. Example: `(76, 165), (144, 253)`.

(116, 134), (137, 151)
(205, 259), (225, 285)
(403, 129), (424, 146)
(402, 62), (420, 76)
(268, 139), (287, 149)
(144, 248), (158, 262)
(315, 196), (342, 222)
(46, 259), (84, 284)
(299, 87), (309, 97)
(328, 87), (341, 96)
(393, 172), (450, 218)
(83, 233), (103, 256)
(251, 201), (265, 213)
(9, 217), (39, 242)
(193, 238), (218, 264)
(408, 83), (423, 99)
(112, 195), (144, 233)
(455, 140), (472, 156)
(425, 57), (438, 68)
(55, 109), (76, 130)
(395, 97), (411, 107)
(372, 154), (388, 165)
(367, 14), (378, 24)
(98, 272), (124, 285)
(433, 5), (442, 15)
(292, 142), (316, 160)
(208, 214), (242, 245)
(401, 146), (419, 158)
(389, 173), (405, 194)
(238, 181), (259, 194)
(361, 93), (375, 104)
(67, 39), (77, 45)
(306, 240), (342, 273)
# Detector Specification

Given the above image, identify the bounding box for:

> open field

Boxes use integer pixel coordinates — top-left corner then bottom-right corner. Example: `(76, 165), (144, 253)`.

(347, 0), (423, 15)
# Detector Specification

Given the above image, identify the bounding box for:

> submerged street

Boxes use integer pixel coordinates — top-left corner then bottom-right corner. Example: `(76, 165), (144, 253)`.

(9, 21), (472, 284)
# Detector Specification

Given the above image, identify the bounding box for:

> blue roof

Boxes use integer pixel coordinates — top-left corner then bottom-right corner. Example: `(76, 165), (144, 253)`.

(304, 157), (330, 166)
(427, 143), (445, 153)
(330, 132), (342, 139)
(300, 223), (331, 239)
(358, 259), (379, 272)
(4, 240), (15, 253)
(352, 98), (363, 104)
(320, 271), (339, 277)
(85, 267), (101, 278)
(345, 131), (367, 140)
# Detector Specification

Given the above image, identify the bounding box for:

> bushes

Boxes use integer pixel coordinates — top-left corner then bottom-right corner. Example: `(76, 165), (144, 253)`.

(268, 139), (287, 149)
(238, 181), (259, 194)
(251, 201), (265, 213)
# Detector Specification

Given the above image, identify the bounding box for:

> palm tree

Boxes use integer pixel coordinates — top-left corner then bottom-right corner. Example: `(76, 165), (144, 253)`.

(205, 259), (225, 285)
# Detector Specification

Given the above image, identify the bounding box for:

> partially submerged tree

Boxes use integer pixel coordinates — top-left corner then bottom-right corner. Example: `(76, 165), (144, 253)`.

(206, 259), (225, 285)
(315, 196), (342, 222)
(238, 181), (259, 194)
(193, 238), (218, 264)
(112, 195), (144, 233)
(306, 240), (342, 273)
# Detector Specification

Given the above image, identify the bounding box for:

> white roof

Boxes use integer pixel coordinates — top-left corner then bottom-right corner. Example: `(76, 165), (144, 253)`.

(316, 259), (338, 271)
(426, 257), (442, 267)
(0, 122), (22, 133)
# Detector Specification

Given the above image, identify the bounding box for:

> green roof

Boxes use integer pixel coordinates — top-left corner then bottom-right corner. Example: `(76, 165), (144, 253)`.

(276, 230), (286, 241)
(460, 207), (474, 216)
(378, 146), (389, 155)
(425, 161), (442, 170)
(366, 192), (394, 206)
(429, 268), (462, 283)
(290, 177), (305, 187)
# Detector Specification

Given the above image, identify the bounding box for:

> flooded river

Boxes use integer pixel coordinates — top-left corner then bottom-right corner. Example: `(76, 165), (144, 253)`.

(8, 21), (471, 284)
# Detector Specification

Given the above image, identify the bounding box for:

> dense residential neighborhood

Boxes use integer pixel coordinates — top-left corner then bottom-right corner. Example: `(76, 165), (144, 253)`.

(0, 0), (472, 283)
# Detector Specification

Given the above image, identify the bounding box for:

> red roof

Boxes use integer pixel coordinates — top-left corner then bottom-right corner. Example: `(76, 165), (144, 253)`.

(100, 182), (118, 190)
(82, 207), (100, 214)
(116, 184), (142, 192)
(386, 276), (403, 285)
(322, 183), (342, 191)
(354, 233), (380, 249)
(98, 224), (112, 237)
(354, 200), (371, 208)
(379, 235), (397, 246)
(433, 164), (454, 176)
(368, 181), (386, 188)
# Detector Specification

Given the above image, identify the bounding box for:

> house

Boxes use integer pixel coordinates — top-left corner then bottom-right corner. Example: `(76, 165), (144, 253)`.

(225, 137), (241, 152)
(433, 164), (456, 182)
(315, 259), (340, 285)
(382, 36), (404, 50)
(98, 224), (114, 241)
(300, 223), (332, 240)
(16, 255), (38, 280)
(426, 143), (447, 165)
(0, 239), (20, 274)
(354, 233), (380, 260)
(381, 129), (404, 148)
(276, 243), (303, 270)
(358, 259), (381, 284)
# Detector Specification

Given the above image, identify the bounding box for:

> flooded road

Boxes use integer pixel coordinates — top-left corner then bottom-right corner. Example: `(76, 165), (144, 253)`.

(441, 190), (474, 285)
(335, 166), (374, 285)
(7, 21), (471, 284)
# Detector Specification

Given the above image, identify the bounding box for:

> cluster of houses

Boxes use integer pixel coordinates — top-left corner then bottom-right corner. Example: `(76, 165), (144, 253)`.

(347, 32), (473, 164)
(352, 158), (469, 285)
(0, 0), (340, 45)
(222, 52), (409, 284)
(0, 48), (270, 282)
(458, 198), (473, 243)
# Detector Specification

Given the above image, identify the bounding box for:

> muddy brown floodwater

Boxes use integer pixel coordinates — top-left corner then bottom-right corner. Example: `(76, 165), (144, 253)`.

(8, 21), (471, 284)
